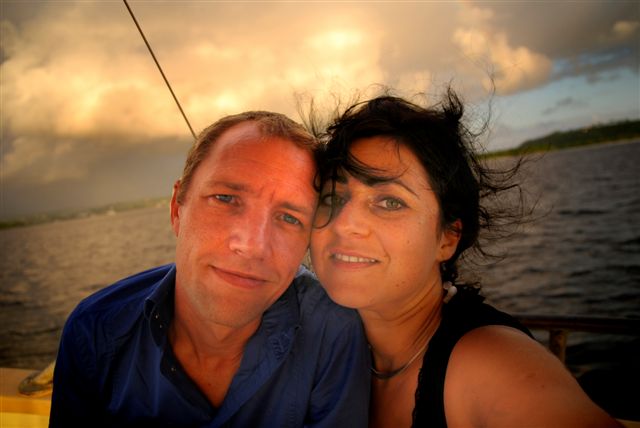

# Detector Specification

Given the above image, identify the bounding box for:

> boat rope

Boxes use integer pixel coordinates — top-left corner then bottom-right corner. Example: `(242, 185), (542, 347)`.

(123, 0), (197, 140)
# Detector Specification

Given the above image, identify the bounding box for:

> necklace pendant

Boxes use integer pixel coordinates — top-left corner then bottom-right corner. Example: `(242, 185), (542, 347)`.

(369, 339), (429, 380)
(370, 365), (408, 380)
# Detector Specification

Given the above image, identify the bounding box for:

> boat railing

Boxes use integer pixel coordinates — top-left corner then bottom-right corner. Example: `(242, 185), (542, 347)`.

(514, 313), (640, 363)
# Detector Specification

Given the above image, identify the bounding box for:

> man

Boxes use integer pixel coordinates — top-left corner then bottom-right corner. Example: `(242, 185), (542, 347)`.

(50, 111), (370, 427)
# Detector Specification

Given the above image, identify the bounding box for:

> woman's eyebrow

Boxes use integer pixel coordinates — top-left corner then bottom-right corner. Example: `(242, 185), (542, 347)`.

(331, 171), (420, 197)
(365, 177), (419, 197)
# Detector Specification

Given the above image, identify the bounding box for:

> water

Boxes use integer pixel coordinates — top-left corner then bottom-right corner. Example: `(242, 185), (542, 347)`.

(1, 142), (639, 373)
(0, 206), (176, 369)
(478, 141), (640, 320)
(473, 140), (640, 390)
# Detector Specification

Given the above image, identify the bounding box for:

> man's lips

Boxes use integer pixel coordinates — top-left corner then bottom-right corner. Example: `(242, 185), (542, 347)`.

(211, 266), (269, 289)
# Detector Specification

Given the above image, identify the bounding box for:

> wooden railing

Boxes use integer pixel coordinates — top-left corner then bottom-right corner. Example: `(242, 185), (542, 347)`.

(514, 314), (640, 363)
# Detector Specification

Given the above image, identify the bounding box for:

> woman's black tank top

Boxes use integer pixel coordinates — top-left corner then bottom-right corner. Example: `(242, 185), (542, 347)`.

(412, 289), (531, 427)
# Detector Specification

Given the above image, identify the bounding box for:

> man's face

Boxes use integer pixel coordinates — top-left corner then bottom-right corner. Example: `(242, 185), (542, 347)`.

(170, 121), (317, 329)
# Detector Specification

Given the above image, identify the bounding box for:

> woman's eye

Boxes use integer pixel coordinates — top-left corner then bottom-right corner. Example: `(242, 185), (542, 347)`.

(319, 194), (333, 206)
(320, 193), (346, 207)
(377, 197), (405, 211)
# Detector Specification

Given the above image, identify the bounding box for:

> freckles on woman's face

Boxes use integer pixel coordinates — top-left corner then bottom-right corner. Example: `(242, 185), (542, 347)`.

(310, 137), (459, 312)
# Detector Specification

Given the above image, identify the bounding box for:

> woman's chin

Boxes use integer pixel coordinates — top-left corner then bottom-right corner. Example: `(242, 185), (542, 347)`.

(321, 285), (367, 310)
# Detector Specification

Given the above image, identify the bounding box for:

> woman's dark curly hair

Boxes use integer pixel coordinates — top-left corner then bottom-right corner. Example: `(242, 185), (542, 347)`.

(314, 87), (524, 285)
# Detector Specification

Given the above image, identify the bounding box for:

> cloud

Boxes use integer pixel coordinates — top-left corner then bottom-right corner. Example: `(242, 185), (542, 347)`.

(1, 2), (386, 185)
(452, 5), (552, 95)
(474, 3), (639, 82)
(1, 1), (638, 217)
(476, 3), (638, 55)
(541, 97), (588, 116)
(2, 136), (86, 184)
(1, 1), (394, 217)
(452, 27), (552, 95)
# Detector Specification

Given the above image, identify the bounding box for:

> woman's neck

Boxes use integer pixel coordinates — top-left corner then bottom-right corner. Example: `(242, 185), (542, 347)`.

(360, 282), (443, 372)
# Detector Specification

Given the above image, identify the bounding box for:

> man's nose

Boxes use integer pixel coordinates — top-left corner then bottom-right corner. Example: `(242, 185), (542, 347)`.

(228, 208), (271, 259)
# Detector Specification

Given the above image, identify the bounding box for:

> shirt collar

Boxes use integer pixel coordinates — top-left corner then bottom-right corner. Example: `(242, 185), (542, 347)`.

(141, 264), (304, 350)
(259, 276), (301, 357)
(214, 268), (305, 424)
(143, 264), (177, 346)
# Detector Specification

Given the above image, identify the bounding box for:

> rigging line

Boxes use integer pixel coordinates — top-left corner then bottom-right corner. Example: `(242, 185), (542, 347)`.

(122, 0), (197, 141)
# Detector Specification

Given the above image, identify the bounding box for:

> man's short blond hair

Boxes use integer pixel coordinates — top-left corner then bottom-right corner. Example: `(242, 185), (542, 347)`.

(176, 111), (318, 204)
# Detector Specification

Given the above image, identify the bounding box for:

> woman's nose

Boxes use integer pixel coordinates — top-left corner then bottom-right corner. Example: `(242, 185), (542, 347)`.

(331, 199), (370, 238)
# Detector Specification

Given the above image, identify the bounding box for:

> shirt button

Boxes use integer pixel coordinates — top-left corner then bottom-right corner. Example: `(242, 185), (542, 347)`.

(170, 366), (176, 372)
(159, 323), (164, 329)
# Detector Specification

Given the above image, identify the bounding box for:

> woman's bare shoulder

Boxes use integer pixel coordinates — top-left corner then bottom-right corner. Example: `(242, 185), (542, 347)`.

(443, 325), (620, 427)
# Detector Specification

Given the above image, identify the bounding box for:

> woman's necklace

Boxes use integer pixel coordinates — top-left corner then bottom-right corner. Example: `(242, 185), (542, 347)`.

(370, 340), (429, 380)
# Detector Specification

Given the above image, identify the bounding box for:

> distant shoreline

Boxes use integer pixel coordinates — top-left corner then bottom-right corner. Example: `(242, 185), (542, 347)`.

(484, 135), (640, 159)
(0, 197), (170, 230)
(484, 119), (640, 159)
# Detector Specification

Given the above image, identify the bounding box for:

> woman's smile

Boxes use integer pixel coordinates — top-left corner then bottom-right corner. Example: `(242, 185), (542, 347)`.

(332, 253), (379, 264)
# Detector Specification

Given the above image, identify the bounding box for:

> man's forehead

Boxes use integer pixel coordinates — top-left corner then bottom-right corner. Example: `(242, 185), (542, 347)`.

(200, 125), (317, 192)
(215, 121), (264, 147)
(211, 121), (304, 156)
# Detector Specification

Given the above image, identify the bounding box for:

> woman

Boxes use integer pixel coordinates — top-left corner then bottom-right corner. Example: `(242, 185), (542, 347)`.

(310, 90), (620, 427)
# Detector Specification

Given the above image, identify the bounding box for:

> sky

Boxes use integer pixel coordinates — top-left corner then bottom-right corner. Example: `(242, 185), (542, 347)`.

(1, 1), (639, 219)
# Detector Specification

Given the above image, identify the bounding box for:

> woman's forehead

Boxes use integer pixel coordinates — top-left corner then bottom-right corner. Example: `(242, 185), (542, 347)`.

(347, 136), (428, 181)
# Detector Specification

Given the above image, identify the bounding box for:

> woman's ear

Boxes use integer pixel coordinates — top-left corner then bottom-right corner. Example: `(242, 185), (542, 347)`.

(438, 219), (462, 262)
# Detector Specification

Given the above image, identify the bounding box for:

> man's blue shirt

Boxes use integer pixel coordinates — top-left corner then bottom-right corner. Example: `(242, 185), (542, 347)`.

(50, 264), (370, 427)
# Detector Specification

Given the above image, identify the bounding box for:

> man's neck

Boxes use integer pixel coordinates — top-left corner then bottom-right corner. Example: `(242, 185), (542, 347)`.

(168, 287), (262, 407)
(170, 310), (259, 361)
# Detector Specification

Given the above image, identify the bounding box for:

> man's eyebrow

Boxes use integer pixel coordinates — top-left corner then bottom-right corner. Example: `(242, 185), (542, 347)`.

(207, 179), (314, 216)
(281, 201), (313, 217)
(205, 180), (248, 191)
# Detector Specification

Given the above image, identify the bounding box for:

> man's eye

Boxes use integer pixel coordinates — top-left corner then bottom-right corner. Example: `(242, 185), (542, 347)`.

(214, 194), (234, 203)
(282, 213), (302, 226)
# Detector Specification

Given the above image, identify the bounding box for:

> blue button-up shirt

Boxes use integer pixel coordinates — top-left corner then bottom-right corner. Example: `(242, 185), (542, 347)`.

(50, 264), (370, 427)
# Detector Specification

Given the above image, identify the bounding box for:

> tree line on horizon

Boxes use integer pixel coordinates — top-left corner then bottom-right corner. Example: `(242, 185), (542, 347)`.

(485, 119), (640, 158)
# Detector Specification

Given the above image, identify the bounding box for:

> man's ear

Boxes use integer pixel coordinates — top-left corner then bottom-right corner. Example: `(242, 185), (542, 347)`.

(170, 180), (182, 237)
(438, 219), (462, 262)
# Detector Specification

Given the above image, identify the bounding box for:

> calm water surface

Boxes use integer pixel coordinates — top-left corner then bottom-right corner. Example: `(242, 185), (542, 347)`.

(479, 141), (640, 318)
(1, 141), (639, 372)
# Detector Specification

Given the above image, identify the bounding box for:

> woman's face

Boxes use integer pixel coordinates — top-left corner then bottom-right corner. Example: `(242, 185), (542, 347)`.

(310, 136), (461, 314)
